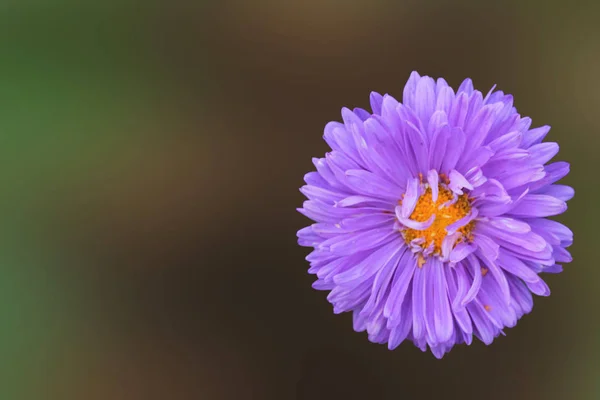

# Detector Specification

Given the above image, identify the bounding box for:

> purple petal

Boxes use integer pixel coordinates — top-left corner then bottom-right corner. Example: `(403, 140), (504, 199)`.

(403, 120), (429, 174)
(298, 201), (357, 223)
(464, 91), (483, 131)
(415, 76), (436, 131)
(478, 221), (546, 252)
(428, 124), (450, 172)
(457, 78), (474, 95)
(495, 165), (545, 191)
(482, 84), (498, 103)
(353, 107), (371, 121)
(339, 214), (395, 231)
(397, 102), (426, 134)
(304, 170), (328, 187)
(363, 118), (411, 185)
(488, 107), (518, 143)
(508, 194), (567, 217)
(521, 125), (550, 148)
(312, 279), (334, 290)
(352, 307), (368, 331)
(306, 249), (338, 263)
(310, 223), (347, 237)
(435, 77), (449, 93)
(461, 256), (482, 306)
(474, 235), (510, 305)
(526, 278), (550, 297)
(323, 122), (363, 166)
(488, 131), (522, 152)
(316, 256), (355, 280)
(387, 288), (413, 349)
(402, 71), (421, 110)
(333, 239), (404, 285)
(427, 110), (449, 139)
(370, 92), (384, 115)
(497, 251), (542, 284)
(364, 144), (410, 188)
(345, 169), (404, 201)
(398, 214), (436, 230)
(441, 232), (461, 260)
(525, 218), (573, 246)
(498, 240), (554, 266)
(449, 93), (469, 129)
(440, 127), (467, 173)
(448, 169), (474, 195)
(528, 142), (559, 165)
(463, 103), (503, 155)
(452, 262), (469, 309)
(313, 157), (347, 191)
(329, 278), (373, 313)
(535, 184), (574, 201)
(467, 302), (495, 345)
(430, 258), (454, 342)
(476, 187), (528, 218)
(320, 227), (397, 255)
(476, 275), (517, 328)
(518, 117), (532, 133)
(446, 208), (478, 234)
(543, 264), (563, 274)
(361, 248), (407, 317)
(445, 265), (473, 340)
(422, 261), (437, 345)
(488, 217), (531, 233)
(342, 108), (379, 169)
(507, 275), (533, 315)
(411, 265), (426, 340)
(487, 148), (529, 165)
(300, 184), (346, 204)
(326, 150), (359, 177)
(380, 94), (401, 128)
(435, 86), (455, 115)
(449, 243), (477, 264)
(471, 178), (508, 200)
(439, 194), (459, 209)
(336, 195), (393, 209)
(297, 226), (323, 247)
(465, 167), (487, 188)
(525, 162), (570, 192)
(458, 146), (494, 174)
(401, 178), (420, 218)
(427, 170), (439, 202)
(408, 237), (425, 253)
(553, 246), (572, 263)
(384, 252), (417, 324)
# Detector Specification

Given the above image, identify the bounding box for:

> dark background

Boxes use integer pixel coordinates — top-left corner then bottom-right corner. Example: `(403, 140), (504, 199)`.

(1, 1), (597, 399)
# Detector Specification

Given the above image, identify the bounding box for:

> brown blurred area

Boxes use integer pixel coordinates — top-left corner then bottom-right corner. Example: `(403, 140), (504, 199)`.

(30, 1), (599, 399)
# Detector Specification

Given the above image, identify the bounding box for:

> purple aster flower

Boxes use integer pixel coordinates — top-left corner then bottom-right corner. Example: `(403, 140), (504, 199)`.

(297, 71), (573, 358)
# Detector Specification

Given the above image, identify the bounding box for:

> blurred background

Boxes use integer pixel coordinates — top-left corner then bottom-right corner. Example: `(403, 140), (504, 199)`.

(0, 0), (597, 399)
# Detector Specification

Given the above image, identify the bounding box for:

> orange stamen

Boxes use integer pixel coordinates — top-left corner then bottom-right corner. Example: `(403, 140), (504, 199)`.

(401, 185), (475, 255)
(439, 173), (450, 184)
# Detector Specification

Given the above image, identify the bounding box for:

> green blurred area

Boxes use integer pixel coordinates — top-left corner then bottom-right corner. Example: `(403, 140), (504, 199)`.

(0, 6), (155, 199)
(0, 5), (165, 399)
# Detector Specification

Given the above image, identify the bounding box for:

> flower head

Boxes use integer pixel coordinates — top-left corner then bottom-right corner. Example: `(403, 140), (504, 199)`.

(297, 71), (573, 358)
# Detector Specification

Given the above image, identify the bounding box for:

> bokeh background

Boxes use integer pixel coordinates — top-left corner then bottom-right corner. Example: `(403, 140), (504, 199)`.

(1, 1), (598, 399)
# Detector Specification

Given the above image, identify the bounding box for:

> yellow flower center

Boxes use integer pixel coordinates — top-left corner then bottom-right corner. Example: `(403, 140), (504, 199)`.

(402, 186), (475, 255)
